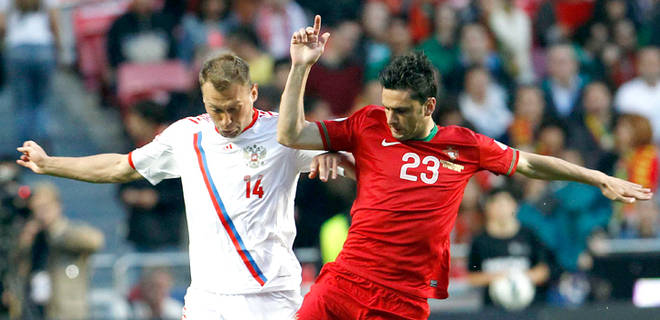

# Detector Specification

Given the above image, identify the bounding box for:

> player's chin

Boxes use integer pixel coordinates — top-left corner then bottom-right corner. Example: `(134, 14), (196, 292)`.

(218, 129), (240, 138)
(390, 129), (408, 140)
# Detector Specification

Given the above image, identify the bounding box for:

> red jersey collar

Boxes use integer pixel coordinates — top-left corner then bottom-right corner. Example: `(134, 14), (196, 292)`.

(214, 108), (258, 135)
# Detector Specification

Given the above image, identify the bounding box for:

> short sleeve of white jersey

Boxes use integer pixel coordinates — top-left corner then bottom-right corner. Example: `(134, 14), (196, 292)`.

(295, 149), (324, 173)
(130, 122), (184, 185)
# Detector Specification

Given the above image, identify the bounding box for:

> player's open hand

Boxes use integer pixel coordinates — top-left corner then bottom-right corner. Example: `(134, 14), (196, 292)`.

(290, 15), (331, 67)
(16, 141), (49, 174)
(599, 175), (653, 203)
(310, 152), (355, 182)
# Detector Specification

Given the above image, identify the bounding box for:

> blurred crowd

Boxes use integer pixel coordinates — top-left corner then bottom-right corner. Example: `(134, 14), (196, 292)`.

(1, 0), (660, 318)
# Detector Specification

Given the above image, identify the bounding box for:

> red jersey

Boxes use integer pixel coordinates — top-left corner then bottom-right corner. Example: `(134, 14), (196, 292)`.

(315, 105), (519, 299)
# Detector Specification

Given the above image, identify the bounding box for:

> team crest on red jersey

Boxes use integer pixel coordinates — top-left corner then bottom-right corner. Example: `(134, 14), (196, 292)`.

(243, 144), (267, 168)
(443, 146), (459, 160)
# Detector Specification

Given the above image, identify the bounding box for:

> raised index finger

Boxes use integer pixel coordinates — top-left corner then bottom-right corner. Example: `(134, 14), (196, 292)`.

(313, 15), (322, 35)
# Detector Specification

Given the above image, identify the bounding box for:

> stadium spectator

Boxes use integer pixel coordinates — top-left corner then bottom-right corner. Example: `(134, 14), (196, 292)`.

(225, 27), (274, 86)
(614, 47), (660, 143)
(178, 0), (233, 64)
(534, 0), (596, 46)
(129, 267), (183, 320)
(254, 58), (291, 110)
(253, 0), (307, 59)
(361, 1), (391, 82)
(120, 101), (185, 252)
(467, 188), (550, 308)
(535, 122), (567, 157)
(24, 182), (104, 320)
(458, 66), (512, 140)
(305, 19), (364, 117)
(518, 150), (612, 272)
(453, 178), (484, 244)
(416, 3), (460, 80)
(0, 155), (30, 318)
(443, 23), (512, 94)
(106, 0), (178, 72)
(485, 0), (535, 83)
(506, 85), (545, 151)
(541, 44), (588, 122)
(610, 114), (659, 237)
(0, 0), (60, 148)
(364, 16), (412, 83)
(566, 82), (616, 171)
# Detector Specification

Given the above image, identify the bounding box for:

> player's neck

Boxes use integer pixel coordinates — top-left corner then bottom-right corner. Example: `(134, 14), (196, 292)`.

(486, 220), (519, 239)
(413, 119), (437, 141)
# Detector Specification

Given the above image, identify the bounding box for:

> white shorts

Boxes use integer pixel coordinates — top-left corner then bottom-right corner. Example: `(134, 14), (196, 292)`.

(181, 287), (302, 320)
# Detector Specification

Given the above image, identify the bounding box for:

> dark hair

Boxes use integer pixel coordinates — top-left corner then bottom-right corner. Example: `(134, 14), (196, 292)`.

(199, 53), (251, 91)
(227, 26), (262, 49)
(379, 51), (438, 104)
(131, 100), (167, 124)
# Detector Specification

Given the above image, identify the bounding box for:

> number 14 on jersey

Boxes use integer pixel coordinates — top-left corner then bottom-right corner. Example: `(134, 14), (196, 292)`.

(244, 175), (264, 198)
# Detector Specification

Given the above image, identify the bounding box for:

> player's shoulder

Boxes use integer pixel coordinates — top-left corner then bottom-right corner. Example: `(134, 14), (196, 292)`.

(177, 113), (213, 129)
(358, 105), (385, 117)
(436, 125), (480, 145)
(255, 108), (278, 122)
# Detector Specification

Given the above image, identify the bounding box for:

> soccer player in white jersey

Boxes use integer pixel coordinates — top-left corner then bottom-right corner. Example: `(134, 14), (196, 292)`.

(16, 53), (350, 320)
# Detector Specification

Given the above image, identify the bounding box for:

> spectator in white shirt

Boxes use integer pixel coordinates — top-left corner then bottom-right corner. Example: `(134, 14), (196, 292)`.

(459, 66), (512, 140)
(614, 47), (660, 142)
(0, 0), (60, 148)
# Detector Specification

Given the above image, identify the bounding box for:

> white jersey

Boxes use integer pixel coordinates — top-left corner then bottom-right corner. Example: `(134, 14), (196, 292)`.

(129, 109), (319, 294)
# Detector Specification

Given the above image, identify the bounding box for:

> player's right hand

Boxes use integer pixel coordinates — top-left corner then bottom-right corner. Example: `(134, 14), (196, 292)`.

(16, 141), (49, 174)
(290, 15), (331, 67)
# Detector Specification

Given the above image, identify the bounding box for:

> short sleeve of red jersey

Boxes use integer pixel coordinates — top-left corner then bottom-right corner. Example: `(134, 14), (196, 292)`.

(129, 121), (184, 185)
(475, 133), (519, 176)
(315, 107), (370, 152)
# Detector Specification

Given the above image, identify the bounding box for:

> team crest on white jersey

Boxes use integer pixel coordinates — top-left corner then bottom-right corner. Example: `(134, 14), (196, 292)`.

(243, 144), (267, 168)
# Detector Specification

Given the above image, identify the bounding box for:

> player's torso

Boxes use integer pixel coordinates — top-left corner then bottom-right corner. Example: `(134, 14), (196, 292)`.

(352, 112), (481, 219)
(174, 113), (302, 293)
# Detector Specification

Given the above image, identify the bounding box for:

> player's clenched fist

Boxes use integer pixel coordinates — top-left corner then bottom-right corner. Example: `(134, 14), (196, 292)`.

(16, 141), (48, 174)
(290, 15), (331, 66)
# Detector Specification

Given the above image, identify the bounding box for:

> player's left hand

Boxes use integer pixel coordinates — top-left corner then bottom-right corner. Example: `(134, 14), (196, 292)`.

(290, 15), (331, 67)
(598, 175), (653, 203)
(310, 152), (354, 182)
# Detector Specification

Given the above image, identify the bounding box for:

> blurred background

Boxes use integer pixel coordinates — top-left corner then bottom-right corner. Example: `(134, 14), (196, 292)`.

(1, 0), (660, 319)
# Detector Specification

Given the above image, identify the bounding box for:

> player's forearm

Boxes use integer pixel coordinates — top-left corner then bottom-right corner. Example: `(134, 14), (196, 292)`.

(516, 151), (607, 186)
(41, 153), (140, 183)
(277, 64), (311, 146)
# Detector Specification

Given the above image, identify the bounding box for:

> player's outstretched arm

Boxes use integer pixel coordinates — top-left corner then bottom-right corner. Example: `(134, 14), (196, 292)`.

(516, 150), (652, 203)
(17, 141), (142, 183)
(277, 15), (331, 150)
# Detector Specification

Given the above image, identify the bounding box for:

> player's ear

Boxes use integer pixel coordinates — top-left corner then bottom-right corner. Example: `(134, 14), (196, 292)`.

(424, 97), (436, 117)
(250, 83), (259, 103)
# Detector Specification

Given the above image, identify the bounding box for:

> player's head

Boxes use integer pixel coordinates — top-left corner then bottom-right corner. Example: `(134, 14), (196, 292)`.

(199, 53), (257, 138)
(379, 51), (437, 140)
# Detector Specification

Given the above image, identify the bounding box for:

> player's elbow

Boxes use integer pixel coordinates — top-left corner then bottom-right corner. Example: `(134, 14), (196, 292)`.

(277, 130), (297, 147)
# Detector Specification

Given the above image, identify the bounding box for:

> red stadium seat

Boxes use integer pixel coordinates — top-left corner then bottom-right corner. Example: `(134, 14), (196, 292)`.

(116, 60), (194, 110)
(73, 0), (131, 91)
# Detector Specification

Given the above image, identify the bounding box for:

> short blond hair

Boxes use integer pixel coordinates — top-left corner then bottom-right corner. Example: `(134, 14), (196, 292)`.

(198, 53), (251, 91)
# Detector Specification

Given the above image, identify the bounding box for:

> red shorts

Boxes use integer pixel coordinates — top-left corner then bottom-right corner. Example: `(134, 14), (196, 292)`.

(297, 263), (430, 320)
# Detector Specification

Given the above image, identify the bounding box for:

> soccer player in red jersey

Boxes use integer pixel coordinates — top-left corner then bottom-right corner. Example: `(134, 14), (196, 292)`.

(278, 16), (653, 319)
